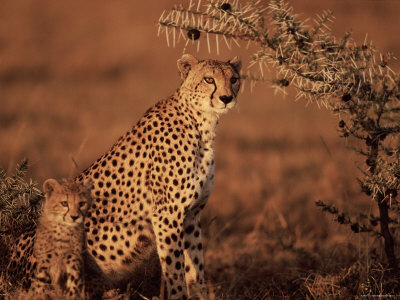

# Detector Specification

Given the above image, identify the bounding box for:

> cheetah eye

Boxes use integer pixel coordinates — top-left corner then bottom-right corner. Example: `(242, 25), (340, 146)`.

(61, 201), (68, 207)
(79, 202), (86, 207)
(230, 77), (238, 84)
(204, 77), (214, 84)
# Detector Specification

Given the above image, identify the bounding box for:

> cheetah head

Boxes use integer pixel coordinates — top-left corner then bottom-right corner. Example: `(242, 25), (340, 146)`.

(178, 54), (241, 115)
(42, 179), (92, 225)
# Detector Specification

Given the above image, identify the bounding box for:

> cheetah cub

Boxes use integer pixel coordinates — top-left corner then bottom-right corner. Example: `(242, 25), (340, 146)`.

(30, 179), (92, 300)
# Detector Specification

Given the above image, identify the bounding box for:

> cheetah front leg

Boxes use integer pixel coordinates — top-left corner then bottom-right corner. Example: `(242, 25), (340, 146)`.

(61, 253), (84, 299)
(183, 211), (208, 300)
(152, 208), (187, 300)
(30, 268), (52, 300)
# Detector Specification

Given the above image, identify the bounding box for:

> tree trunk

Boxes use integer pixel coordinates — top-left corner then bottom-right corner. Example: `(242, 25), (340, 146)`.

(378, 199), (398, 275)
(370, 137), (398, 276)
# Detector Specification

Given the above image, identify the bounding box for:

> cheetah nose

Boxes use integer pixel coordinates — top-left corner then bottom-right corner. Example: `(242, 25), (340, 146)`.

(71, 215), (79, 221)
(219, 95), (233, 105)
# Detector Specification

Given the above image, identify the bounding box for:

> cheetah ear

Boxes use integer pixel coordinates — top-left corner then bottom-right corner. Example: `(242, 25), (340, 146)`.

(177, 54), (198, 80)
(43, 178), (60, 197)
(228, 56), (242, 73)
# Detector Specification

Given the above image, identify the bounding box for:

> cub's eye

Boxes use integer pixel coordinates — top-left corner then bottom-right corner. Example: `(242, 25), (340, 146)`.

(204, 77), (214, 84)
(79, 202), (86, 207)
(230, 77), (238, 84)
(61, 201), (68, 207)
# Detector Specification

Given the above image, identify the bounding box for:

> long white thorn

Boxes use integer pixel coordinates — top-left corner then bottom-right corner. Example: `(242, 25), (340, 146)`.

(185, 11), (190, 27)
(386, 65), (395, 75)
(259, 61), (264, 77)
(175, 10), (181, 26)
(204, 19), (210, 31)
(223, 35), (231, 50)
(205, 2), (211, 14)
(157, 24), (162, 37)
(232, 37), (240, 48)
(363, 32), (368, 46)
(183, 39), (190, 54)
(179, 28), (186, 42)
(173, 27), (176, 48)
(165, 27), (170, 47)
(159, 10), (166, 23)
(216, 34), (220, 55)
(207, 32), (211, 54)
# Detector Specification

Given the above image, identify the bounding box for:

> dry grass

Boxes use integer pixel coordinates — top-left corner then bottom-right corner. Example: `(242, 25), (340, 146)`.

(1, 0), (400, 299)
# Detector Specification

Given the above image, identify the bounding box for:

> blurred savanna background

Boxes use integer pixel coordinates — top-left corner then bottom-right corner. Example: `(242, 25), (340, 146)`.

(1, 0), (400, 298)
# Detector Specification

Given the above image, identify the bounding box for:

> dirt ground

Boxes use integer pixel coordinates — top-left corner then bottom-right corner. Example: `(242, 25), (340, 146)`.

(1, 0), (400, 298)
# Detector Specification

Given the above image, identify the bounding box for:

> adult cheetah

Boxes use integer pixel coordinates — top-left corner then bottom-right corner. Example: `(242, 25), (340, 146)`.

(10, 54), (241, 300)
(77, 54), (241, 299)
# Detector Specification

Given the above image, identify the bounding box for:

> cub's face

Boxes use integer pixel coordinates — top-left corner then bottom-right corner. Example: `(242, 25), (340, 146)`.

(178, 55), (241, 115)
(43, 179), (92, 225)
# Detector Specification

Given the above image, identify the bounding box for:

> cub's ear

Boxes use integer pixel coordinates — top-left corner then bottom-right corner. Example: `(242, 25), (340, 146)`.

(85, 179), (94, 191)
(83, 179), (94, 193)
(177, 54), (198, 80)
(43, 179), (60, 197)
(79, 179), (93, 203)
(229, 56), (242, 73)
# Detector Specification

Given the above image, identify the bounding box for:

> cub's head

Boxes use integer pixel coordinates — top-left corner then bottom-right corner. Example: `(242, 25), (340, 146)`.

(42, 179), (92, 225)
(178, 54), (241, 115)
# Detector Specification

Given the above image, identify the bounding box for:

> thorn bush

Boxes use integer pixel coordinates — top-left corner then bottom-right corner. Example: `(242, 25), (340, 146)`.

(0, 159), (43, 271)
